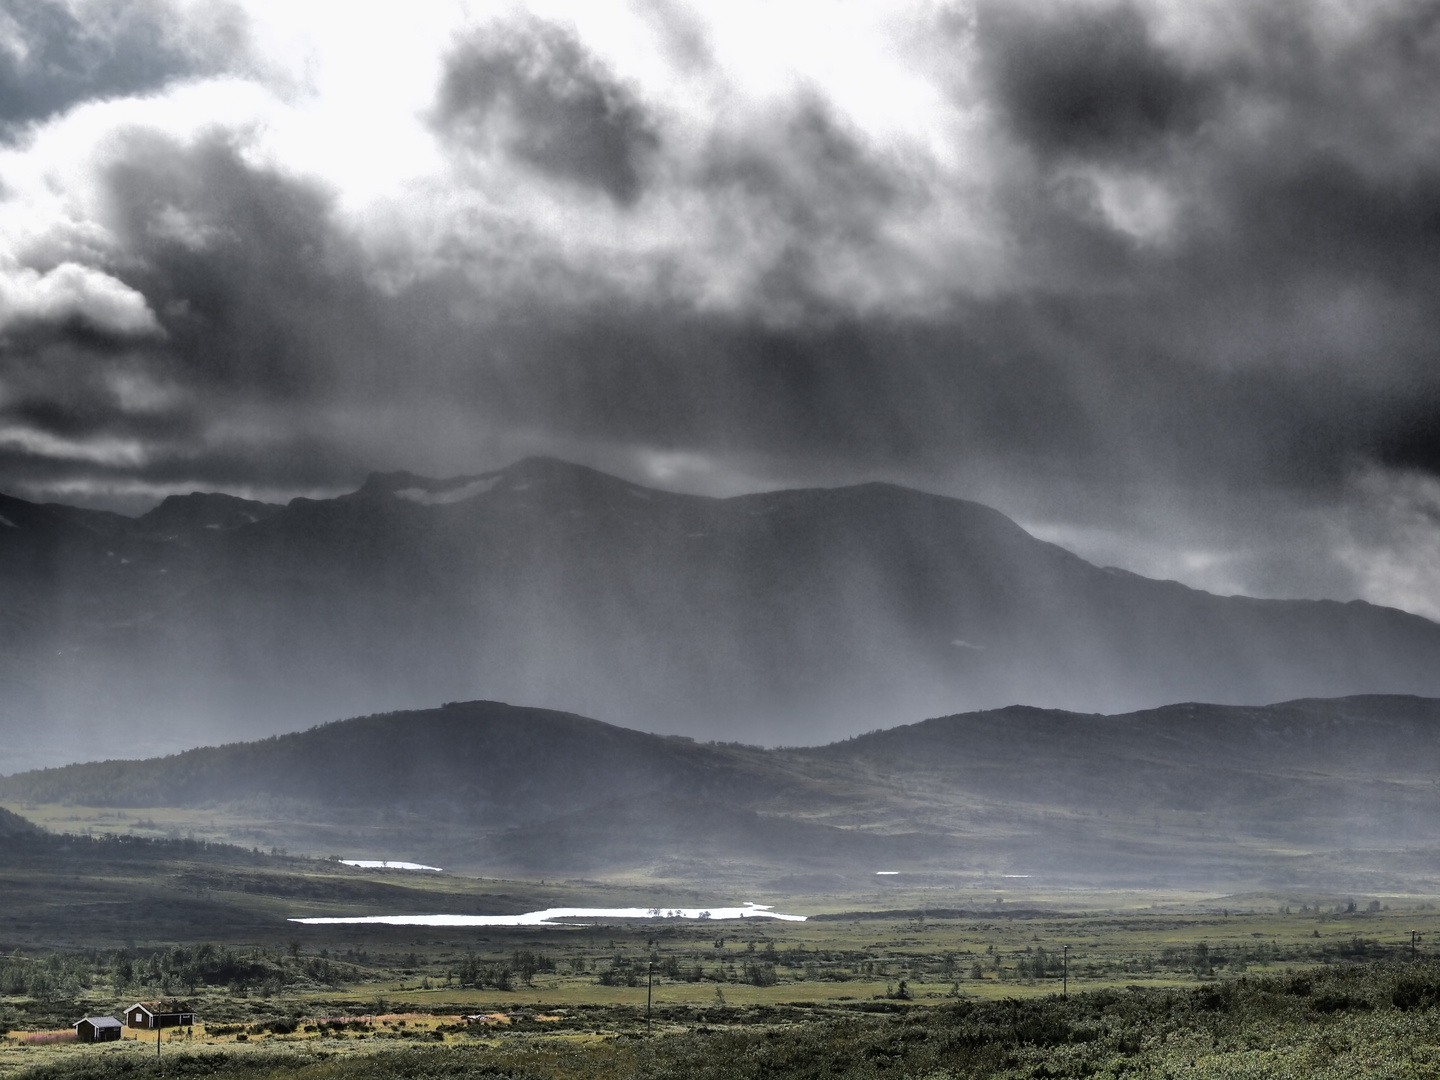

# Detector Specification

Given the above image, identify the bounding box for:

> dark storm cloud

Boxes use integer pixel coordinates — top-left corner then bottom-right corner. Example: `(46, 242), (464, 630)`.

(441, 298), (1381, 499)
(434, 17), (659, 204)
(953, 0), (1440, 505)
(695, 100), (908, 318)
(4, 1), (1440, 609)
(1378, 401), (1440, 477)
(0, 0), (240, 137)
(101, 130), (385, 397)
(976, 1), (1214, 159)
(0, 130), (399, 502)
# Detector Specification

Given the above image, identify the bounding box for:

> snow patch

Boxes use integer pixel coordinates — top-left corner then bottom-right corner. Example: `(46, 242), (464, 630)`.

(393, 477), (499, 505)
(340, 860), (442, 871)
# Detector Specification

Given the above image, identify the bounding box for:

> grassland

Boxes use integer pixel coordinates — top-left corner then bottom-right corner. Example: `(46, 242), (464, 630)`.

(9, 960), (1440, 1079)
(8, 864), (1440, 1075)
(9, 821), (1440, 1077)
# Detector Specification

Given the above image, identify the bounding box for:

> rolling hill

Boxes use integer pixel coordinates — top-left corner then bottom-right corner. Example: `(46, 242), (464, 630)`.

(5, 696), (1440, 891)
(5, 457), (1440, 769)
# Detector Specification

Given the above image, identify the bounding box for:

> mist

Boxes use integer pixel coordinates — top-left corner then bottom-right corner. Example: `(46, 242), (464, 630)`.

(4, 455), (1440, 776)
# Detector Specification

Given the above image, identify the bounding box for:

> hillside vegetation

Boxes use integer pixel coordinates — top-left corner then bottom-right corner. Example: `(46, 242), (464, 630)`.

(5, 696), (1440, 891)
(10, 962), (1440, 1080)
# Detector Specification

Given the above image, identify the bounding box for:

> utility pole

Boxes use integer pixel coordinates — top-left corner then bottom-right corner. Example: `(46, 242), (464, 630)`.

(647, 962), (654, 1035)
(1062, 945), (1069, 999)
(156, 1023), (161, 1067)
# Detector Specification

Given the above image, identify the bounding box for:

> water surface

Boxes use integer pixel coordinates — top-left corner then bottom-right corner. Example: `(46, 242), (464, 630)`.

(291, 902), (806, 926)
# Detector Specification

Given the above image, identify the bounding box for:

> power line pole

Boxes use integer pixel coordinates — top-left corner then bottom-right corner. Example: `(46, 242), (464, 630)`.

(647, 962), (654, 1035)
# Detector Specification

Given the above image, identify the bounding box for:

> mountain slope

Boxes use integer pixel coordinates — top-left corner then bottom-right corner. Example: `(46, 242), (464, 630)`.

(0, 804), (38, 835)
(5, 696), (1440, 889)
(0, 700), (791, 825)
(4, 456), (1440, 763)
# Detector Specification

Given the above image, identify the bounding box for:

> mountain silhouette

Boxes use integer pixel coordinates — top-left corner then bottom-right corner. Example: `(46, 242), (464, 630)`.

(4, 457), (1440, 767)
(5, 696), (1439, 889)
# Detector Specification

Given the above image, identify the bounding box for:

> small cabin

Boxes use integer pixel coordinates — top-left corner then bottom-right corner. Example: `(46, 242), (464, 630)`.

(73, 1016), (123, 1043)
(124, 1002), (196, 1030)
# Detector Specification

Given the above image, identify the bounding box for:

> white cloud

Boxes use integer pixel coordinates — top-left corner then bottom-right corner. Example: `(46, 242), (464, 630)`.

(0, 2), (1015, 329)
(0, 424), (151, 466)
(0, 260), (161, 335)
(1335, 469), (1440, 622)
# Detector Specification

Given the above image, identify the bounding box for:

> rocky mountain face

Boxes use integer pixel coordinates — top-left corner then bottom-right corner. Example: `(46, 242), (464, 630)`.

(4, 457), (1440, 769)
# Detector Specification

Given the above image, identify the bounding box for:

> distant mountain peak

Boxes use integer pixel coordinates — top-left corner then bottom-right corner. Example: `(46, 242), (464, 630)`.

(356, 469), (502, 504)
(136, 491), (281, 536)
(7, 455), (1440, 769)
(354, 457), (673, 506)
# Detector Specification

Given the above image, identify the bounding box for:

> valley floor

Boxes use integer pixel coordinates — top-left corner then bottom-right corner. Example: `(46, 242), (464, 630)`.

(9, 962), (1440, 1079)
(8, 825), (1440, 1076)
(8, 902), (1440, 1078)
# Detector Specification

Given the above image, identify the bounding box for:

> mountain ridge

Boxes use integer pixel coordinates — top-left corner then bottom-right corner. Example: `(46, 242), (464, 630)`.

(4, 695), (1440, 889)
(4, 456), (1440, 767)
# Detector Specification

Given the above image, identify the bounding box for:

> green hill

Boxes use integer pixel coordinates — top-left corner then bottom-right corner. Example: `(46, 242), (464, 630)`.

(5, 696), (1440, 891)
(0, 803), (38, 835)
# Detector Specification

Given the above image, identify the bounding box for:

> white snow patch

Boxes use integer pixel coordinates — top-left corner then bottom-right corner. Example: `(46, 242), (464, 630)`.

(291, 902), (806, 927)
(875, 871), (899, 875)
(393, 477), (499, 505)
(340, 860), (443, 871)
(950, 639), (984, 650)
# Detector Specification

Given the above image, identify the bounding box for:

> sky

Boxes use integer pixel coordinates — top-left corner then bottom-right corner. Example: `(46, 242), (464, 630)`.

(1, 0), (1438, 619)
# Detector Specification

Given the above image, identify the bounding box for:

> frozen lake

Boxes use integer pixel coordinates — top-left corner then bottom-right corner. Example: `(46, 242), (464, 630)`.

(290, 902), (806, 927)
(340, 860), (443, 871)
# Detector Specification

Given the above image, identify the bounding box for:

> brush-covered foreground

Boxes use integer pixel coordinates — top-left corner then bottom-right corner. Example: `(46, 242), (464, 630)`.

(9, 963), (1440, 1079)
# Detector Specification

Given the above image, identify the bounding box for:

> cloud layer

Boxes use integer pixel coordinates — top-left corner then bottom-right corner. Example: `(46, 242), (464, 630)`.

(1, 0), (1439, 614)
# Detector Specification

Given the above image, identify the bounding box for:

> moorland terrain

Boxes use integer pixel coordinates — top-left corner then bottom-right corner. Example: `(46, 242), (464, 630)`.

(8, 457), (1440, 1076)
(4, 695), (1440, 892)
(4, 813), (1440, 1080)
(6, 694), (1440, 1078)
